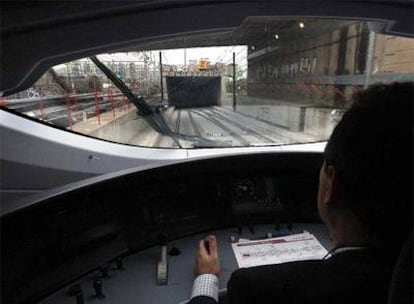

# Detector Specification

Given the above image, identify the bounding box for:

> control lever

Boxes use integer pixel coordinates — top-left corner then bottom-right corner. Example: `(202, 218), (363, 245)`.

(99, 264), (110, 278)
(156, 245), (168, 285)
(156, 235), (168, 285)
(93, 279), (105, 299)
(67, 284), (84, 304)
(248, 225), (255, 234)
(115, 257), (125, 271)
(168, 246), (181, 256)
(75, 292), (84, 304)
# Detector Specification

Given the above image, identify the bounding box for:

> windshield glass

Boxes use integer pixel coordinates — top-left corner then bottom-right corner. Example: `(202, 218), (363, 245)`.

(3, 18), (414, 148)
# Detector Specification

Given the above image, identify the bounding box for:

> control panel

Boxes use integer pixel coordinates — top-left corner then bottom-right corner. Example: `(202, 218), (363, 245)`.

(231, 177), (283, 215)
(40, 224), (331, 304)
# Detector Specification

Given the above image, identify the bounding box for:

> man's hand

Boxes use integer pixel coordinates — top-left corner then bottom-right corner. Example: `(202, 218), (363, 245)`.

(194, 235), (220, 276)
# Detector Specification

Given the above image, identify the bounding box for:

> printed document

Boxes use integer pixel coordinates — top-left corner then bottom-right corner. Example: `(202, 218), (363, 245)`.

(231, 232), (328, 268)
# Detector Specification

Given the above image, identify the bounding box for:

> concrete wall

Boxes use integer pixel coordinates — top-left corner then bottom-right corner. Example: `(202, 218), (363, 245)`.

(304, 107), (337, 138)
(236, 95), (338, 139)
(90, 110), (148, 143)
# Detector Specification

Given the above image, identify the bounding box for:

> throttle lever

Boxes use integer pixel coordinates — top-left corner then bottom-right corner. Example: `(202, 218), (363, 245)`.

(156, 234), (168, 285)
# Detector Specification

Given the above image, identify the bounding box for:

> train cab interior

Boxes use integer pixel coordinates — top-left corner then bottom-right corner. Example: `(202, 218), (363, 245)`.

(1, 1), (413, 303)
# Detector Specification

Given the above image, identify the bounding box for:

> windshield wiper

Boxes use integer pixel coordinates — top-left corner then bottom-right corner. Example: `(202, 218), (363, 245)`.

(90, 56), (179, 141)
(90, 56), (227, 148)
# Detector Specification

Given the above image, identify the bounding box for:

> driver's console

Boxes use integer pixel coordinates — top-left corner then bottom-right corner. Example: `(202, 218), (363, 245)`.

(41, 223), (331, 304)
(1, 152), (325, 304)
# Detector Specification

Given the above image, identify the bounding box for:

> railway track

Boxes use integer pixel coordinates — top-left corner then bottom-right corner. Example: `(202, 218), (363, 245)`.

(129, 106), (318, 148)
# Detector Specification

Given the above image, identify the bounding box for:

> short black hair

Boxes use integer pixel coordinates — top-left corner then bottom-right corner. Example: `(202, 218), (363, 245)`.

(324, 82), (413, 247)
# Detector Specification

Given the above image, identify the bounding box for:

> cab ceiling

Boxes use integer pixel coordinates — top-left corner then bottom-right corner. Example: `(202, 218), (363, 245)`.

(1, 0), (413, 96)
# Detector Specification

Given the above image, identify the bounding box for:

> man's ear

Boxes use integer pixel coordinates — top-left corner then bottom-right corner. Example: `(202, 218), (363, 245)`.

(322, 164), (341, 206)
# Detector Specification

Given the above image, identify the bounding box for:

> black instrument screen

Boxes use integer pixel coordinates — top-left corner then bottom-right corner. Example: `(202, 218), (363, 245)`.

(231, 177), (283, 215)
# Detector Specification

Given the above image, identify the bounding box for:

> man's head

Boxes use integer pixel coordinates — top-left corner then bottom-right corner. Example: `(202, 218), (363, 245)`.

(318, 82), (413, 248)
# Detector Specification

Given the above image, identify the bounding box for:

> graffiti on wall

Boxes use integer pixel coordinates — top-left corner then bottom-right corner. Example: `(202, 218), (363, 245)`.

(253, 56), (318, 81)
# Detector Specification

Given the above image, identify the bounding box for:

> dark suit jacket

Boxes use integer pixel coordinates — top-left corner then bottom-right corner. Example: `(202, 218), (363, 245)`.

(188, 249), (394, 304)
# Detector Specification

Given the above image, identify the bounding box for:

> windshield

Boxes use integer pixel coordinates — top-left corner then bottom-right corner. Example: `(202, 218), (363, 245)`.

(3, 18), (414, 148)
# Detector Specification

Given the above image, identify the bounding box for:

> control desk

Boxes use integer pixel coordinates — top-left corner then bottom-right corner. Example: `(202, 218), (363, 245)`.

(2, 152), (326, 304)
(41, 223), (331, 304)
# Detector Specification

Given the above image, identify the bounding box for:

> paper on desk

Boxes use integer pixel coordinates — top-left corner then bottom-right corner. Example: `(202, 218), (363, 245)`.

(231, 232), (328, 268)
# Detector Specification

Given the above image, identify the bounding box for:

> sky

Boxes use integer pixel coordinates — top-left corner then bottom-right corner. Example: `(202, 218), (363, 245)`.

(55, 45), (247, 71)
(156, 45), (247, 66)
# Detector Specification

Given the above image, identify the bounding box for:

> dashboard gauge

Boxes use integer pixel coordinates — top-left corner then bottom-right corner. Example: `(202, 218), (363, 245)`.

(234, 179), (256, 198)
